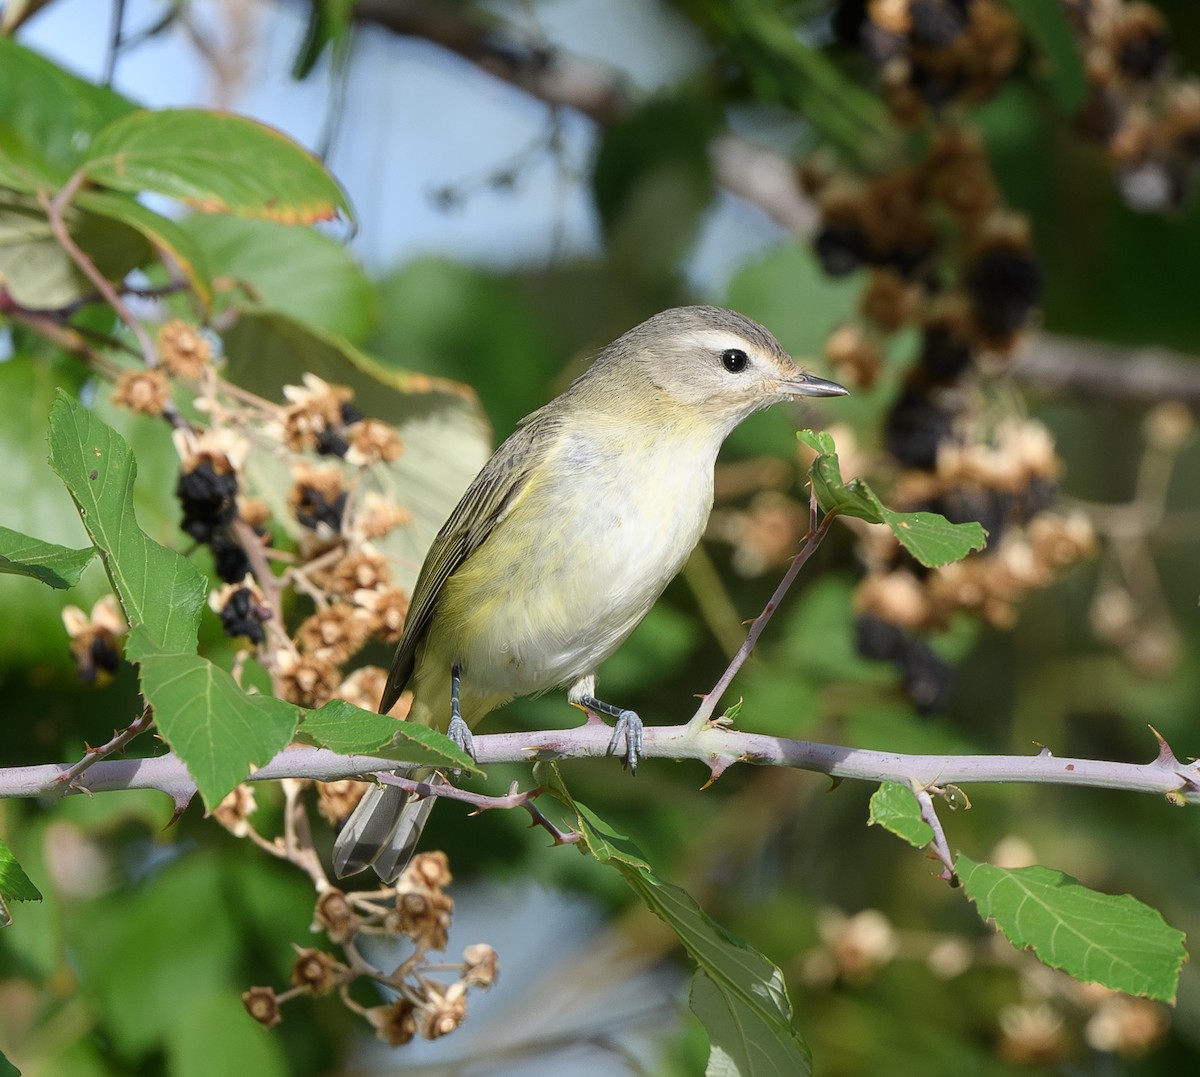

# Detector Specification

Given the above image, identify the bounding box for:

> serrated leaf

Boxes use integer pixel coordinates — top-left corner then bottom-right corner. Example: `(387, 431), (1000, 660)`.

(801, 432), (987, 566)
(629, 870), (810, 1076)
(138, 650), (299, 808)
(0, 837), (42, 905)
(1007, 0), (1088, 113)
(539, 766), (810, 1075)
(0, 525), (94, 588)
(957, 855), (1187, 1002)
(298, 699), (480, 773)
(874, 505), (987, 567)
(868, 782), (934, 848)
(83, 108), (352, 224)
(47, 393), (205, 658)
(75, 189), (213, 308)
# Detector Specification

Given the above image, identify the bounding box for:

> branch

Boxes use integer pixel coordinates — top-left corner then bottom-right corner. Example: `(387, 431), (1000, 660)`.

(2, 722), (1196, 806)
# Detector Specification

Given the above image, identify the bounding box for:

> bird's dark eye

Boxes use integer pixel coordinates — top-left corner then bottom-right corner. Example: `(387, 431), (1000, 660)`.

(721, 348), (749, 373)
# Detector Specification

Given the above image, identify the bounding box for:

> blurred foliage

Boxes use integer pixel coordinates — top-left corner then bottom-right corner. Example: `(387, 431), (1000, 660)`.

(2, 1), (1200, 1076)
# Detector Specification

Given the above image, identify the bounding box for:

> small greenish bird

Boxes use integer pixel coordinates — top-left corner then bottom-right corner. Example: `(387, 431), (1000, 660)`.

(333, 306), (847, 880)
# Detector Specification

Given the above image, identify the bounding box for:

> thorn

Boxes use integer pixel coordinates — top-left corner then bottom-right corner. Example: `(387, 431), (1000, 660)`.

(165, 793), (193, 827)
(827, 776), (844, 792)
(1148, 724), (1178, 766)
(1034, 741), (1053, 757)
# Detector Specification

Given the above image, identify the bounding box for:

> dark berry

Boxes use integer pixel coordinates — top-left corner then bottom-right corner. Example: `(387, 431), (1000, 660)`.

(899, 638), (954, 715)
(316, 428), (351, 458)
(964, 245), (1043, 338)
(909, 0), (966, 48)
(218, 586), (268, 644)
(815, 223), (869, 276)
(855, 614), (907, 661)
(176, 463), (238, 542)
(339, 401), (365, 425)
(211, 533), (251, 583)
(884, 389), (957, 470)
(1116, 30), (1170, 83)
(918, 323), (974, 383)
(293, 485), (347, 532)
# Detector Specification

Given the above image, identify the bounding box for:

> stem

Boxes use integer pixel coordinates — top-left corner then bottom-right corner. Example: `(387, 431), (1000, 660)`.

(687, 491), (833, 734)
(4, 724), (1196, 805)
(41, 706), (155, 794)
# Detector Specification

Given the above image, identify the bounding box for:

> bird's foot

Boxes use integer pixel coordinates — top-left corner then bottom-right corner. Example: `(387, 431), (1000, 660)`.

(605, 709), (644, 774)
(446, 714), (476, 779)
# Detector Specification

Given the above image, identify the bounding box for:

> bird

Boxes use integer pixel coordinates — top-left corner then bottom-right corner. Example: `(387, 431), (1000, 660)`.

(332, 305), (848, 880)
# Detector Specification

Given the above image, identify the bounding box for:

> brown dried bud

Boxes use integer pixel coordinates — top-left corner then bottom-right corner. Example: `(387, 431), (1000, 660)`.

(998, 1003), (1066, 1064)
(157, 320), (212, 379)
(366, 999), (417, 1046)
(816, 907), (898, 985)
(287, 464), (347, 534)
(313, 888), (358, 944)
(295, 604), (374, 664)
(416, 982), (467, 1040)
(405, 851), (452, 891)
(394, 886), (453, 950)
(825, 323), (884, 390)
(356, 586), (410, 643)
(112, 368), (171, 416)
(242, 986), (281, 1028)
(345, 419), (404, 466)
(333, 665), (390, 712)
(62, 595), (126, 685)
(854, 570), (931, 630)
(462, 943), (499, 988)
(314, 549), (392, 598)
(289, 946), (339, 995)
(276, 650), (341, 706)
(860, 269), (920, 332)
(212, 784), (257, 838)
(1084, 996), (1168, 1056)
(315, 779), (370, 826)
(352, 492), (414, 540)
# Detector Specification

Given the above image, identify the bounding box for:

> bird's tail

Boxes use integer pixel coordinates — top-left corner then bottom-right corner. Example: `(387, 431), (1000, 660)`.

(331, 770), (444, 882)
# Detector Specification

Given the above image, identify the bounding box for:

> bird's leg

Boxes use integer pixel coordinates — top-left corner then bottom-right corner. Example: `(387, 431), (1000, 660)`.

(447, 663), (475, 761)
(571, 691), (644, 773)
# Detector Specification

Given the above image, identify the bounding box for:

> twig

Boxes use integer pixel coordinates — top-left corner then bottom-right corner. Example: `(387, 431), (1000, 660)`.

(42, 705), (155, 794)
(687, 487), (832, 735)
(913, 787), (957, 884)
(4, 723), (1197, 805)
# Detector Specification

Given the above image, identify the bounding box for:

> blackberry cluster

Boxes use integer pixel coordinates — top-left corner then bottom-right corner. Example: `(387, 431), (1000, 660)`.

(176, 453), (251, 584)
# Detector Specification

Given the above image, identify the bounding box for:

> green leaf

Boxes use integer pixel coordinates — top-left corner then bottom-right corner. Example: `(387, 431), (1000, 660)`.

(138, 650), (299, 808)
(291, 0), (355, 79)
(868, 782), (934, 848)
(0, 189), (152, 308)
(47, 392), (206, 658)
(75, 189), (214, 308)
(0, 525), (94, 588)
(169, 991), (287, 1077)
(957, 855), (1187, 1002)
(298, 699), (480, 773)
(631, 871), (810, 1076)
(539, 765), (810, 1075)
(0, 837), (43, 904)
(179, 213), (373, 340)
(0, 1047), (18, 1077)
(800, 430), (987, 566)
(0, 37), (136, 189)
(1007, 0), (1088, 113)
(83, 108), (352, 224)
(874, 505), (988, 567)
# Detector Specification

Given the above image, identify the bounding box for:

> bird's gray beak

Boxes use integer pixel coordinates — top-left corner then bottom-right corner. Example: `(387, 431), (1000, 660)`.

(782, 373), (850, 399)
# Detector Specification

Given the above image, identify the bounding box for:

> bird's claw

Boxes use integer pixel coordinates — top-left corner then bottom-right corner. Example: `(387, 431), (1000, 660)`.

(447, 715), (476, 779)
(606, 710), (644, 774)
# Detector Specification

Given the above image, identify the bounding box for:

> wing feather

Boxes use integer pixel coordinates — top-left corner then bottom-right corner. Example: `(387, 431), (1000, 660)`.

(379, 409), (561, 714)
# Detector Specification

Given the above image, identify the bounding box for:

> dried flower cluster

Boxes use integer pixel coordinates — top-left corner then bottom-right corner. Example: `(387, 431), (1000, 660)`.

(243, 853), (498, 1047)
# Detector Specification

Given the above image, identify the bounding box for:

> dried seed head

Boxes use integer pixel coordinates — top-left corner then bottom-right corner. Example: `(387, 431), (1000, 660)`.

(61, 595), (126, 685)
(345, 419), (404, 466)
(416, 982), (467, 1040)
(295, 604), (373, 663)
(366, 999), (417, 1046)
(313, 888), (358, 944)
(318, 548), (392, 598)
(112, 368), (171, 416)
(157, 320), (213, 379)
(242, 986), (281, 1028)
(462, 943), (499, 988)
(315, 779), (369, 826)
(212, 783), (257, 838)
(356, 586), (410, 644)
(351, 492), (414, 541)
(406, 851), (453, 891)
(287, 464), (347, 534)
(289, 946), (339, 996)
(825, 323), (884, 390)
(276, 650), (341, 707)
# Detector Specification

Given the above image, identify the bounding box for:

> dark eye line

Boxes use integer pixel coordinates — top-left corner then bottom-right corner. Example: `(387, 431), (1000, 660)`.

(721, 348), (749, 373)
